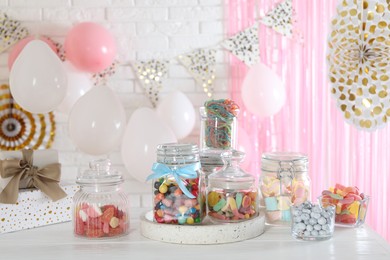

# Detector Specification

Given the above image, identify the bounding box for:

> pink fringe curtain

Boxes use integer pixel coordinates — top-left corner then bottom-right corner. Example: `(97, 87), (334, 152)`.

(227, 0), (390, 242)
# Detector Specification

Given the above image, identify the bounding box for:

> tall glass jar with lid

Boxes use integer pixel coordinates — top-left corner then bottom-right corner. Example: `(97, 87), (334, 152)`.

(73, 159), (129, 239)
(148, 143), (206, 225)
(260, 152), (310, 225)
(207, 150), (258, 223)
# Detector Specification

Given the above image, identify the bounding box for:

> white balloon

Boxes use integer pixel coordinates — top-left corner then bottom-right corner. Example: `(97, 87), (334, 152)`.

(121, 107), (177, 183)
(241, 62), (286, 117)
(9, 40), (67, 114)
(69, 86), (126, 155)
(57, 61), (93, 115)
(156, 91), (195, 140)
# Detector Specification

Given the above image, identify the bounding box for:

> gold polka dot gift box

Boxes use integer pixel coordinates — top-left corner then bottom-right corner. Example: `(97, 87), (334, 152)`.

(0, 149), (78, 233)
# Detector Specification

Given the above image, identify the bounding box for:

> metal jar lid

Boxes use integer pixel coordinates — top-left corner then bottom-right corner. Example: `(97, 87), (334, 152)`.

(261, 152), (308, 173)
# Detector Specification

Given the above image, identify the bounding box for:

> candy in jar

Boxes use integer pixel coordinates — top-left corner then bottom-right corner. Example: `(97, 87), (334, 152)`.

(147, 143), (206, 225)
(260, 152), (311, 225)
(73, 159), (129, 239)
(207, 150), (258, 223)
(199, 99), (239, 150)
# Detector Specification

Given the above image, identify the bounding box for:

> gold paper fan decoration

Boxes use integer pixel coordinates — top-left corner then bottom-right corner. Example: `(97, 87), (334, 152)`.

(328, 0), (390, 131)
(0, 84), (56, 150)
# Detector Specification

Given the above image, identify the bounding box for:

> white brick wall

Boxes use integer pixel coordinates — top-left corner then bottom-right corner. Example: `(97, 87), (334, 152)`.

(0, 0), (229, 211)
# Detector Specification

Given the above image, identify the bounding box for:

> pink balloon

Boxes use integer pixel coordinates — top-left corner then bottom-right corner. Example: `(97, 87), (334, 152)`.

(8, 35), (58, 71)
(65, 22), (116, 73)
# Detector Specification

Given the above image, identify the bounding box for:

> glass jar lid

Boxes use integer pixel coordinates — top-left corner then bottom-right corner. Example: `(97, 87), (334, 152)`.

(76, 159), (123, 185)
(208, 150), (254, 189)
(157, 143), (199, 165)
(261, 152), (308, 172)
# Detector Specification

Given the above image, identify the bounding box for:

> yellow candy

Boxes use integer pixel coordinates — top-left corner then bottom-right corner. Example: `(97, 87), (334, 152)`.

(348, 201), (360, 218)
(336, 202), (342, 214)
(278, 196), (291, 210)
(207, 191), (220, 207)
(186, 217), (194, 224)
(159, 184), (168, 193)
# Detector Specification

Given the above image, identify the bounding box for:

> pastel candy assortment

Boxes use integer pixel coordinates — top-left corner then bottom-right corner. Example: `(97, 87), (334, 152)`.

(261, 176), (310, 223)
(74, 203), (128, 238)
(207, 190), (257, 222)
(153, 177), (205, 224)
(320, 184), (369, 226)
(291, 201), (335, 241)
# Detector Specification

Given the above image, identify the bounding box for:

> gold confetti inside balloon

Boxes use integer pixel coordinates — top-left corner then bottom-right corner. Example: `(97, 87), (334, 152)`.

(0, 84), (56, 150)
(328, 0), (390, 131)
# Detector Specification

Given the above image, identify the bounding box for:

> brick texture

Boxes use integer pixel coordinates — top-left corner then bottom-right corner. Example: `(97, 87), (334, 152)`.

(0, 0), (229, 204)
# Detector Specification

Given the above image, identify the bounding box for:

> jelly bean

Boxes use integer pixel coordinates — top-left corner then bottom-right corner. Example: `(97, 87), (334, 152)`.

(154, 181), (161, 189)
(178, 206), (188, 214)
(186, 217), (194, 224)
(159, 184), (168, 193)
(162, 198), (173, 207)
(178, 216), (187, 224)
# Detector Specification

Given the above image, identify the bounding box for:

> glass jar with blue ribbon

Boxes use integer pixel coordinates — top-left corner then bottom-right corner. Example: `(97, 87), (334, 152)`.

(146, 143), (206, 225)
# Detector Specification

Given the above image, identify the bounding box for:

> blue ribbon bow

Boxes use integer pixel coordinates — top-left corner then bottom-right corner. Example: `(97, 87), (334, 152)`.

(146, 162), (200, 199)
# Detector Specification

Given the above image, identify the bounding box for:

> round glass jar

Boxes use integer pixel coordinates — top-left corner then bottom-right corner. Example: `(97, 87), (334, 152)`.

(260, 152), (311, 225)
(199, 99), (239, 151)
(207, 150), (258, 223)
(73, 159), (129, 239)
(150, 143), (206, 225)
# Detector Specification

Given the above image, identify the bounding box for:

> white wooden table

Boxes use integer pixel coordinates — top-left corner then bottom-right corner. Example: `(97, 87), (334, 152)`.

(1, 211), (389, 260)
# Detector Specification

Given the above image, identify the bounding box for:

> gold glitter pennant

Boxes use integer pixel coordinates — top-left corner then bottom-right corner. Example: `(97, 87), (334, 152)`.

(222, 23), (260, 66)
(178, 49), (217, 98)
(260, 0), (294, 37)
(92, 60), (119, 86)
(133, 59), (168, 107)
(0, 13), (29, 54)
(0, 84), (56, 150)
(328, 0), (390, 131)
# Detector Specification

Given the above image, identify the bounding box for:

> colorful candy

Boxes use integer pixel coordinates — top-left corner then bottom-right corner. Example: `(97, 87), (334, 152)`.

(291, 201), (335, 241)
(74, 204), (128, 238)
(203, 99), (239, 150)
(260, 175), (310, 224)
(153, 177), (205, 225)
(320, 184), (369, 226)
(207, 190), (258, 222)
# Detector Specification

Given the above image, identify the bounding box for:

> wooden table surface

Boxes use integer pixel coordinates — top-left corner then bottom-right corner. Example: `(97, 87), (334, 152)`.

(1, 211), (389, 260)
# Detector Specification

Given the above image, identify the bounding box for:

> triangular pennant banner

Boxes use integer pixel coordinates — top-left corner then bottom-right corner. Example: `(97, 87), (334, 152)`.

(133, 59), (168, 108)
(222, 23), (259, 67)
(178, 49), (216, 98)
(92, 60), (119, 86)
(0, 13), (29, 53)
(261, 0), (294, 37)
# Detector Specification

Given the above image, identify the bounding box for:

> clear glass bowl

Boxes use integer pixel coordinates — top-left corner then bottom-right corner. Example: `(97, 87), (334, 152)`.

(291, 202), (335, 241)
(318, 195), (369, 227)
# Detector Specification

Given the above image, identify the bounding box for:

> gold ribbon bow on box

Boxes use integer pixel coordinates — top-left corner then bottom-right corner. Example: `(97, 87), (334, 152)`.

(0, 149), (67, 204)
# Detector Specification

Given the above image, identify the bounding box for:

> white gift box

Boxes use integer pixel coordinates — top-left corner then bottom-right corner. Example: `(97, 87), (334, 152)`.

(0, 184), (79, 233)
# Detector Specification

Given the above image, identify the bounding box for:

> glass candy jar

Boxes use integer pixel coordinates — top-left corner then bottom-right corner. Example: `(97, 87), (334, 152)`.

(73, 159), (129, 239)
(148, 143), (206, 225)
(207, 150), (258, 223)
(199, 99), (239, 151)
(200, 150), (224, 186)
(260, 152), (311, 225)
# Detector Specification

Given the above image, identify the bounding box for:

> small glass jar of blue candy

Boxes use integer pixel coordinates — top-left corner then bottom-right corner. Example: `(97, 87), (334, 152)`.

(207, 150), (258, 223)
(260, 152), (311, 225)
(147, 143), (206, 225)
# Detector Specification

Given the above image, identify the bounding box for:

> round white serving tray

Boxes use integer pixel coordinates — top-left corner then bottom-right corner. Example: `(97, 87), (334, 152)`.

(140, 211), (265, 244)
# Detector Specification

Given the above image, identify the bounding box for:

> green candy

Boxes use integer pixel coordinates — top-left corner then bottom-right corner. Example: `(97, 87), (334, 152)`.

(329, 193), (343, 200)
(235, 193), (243, 208)
(213, 198), (227, 212)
